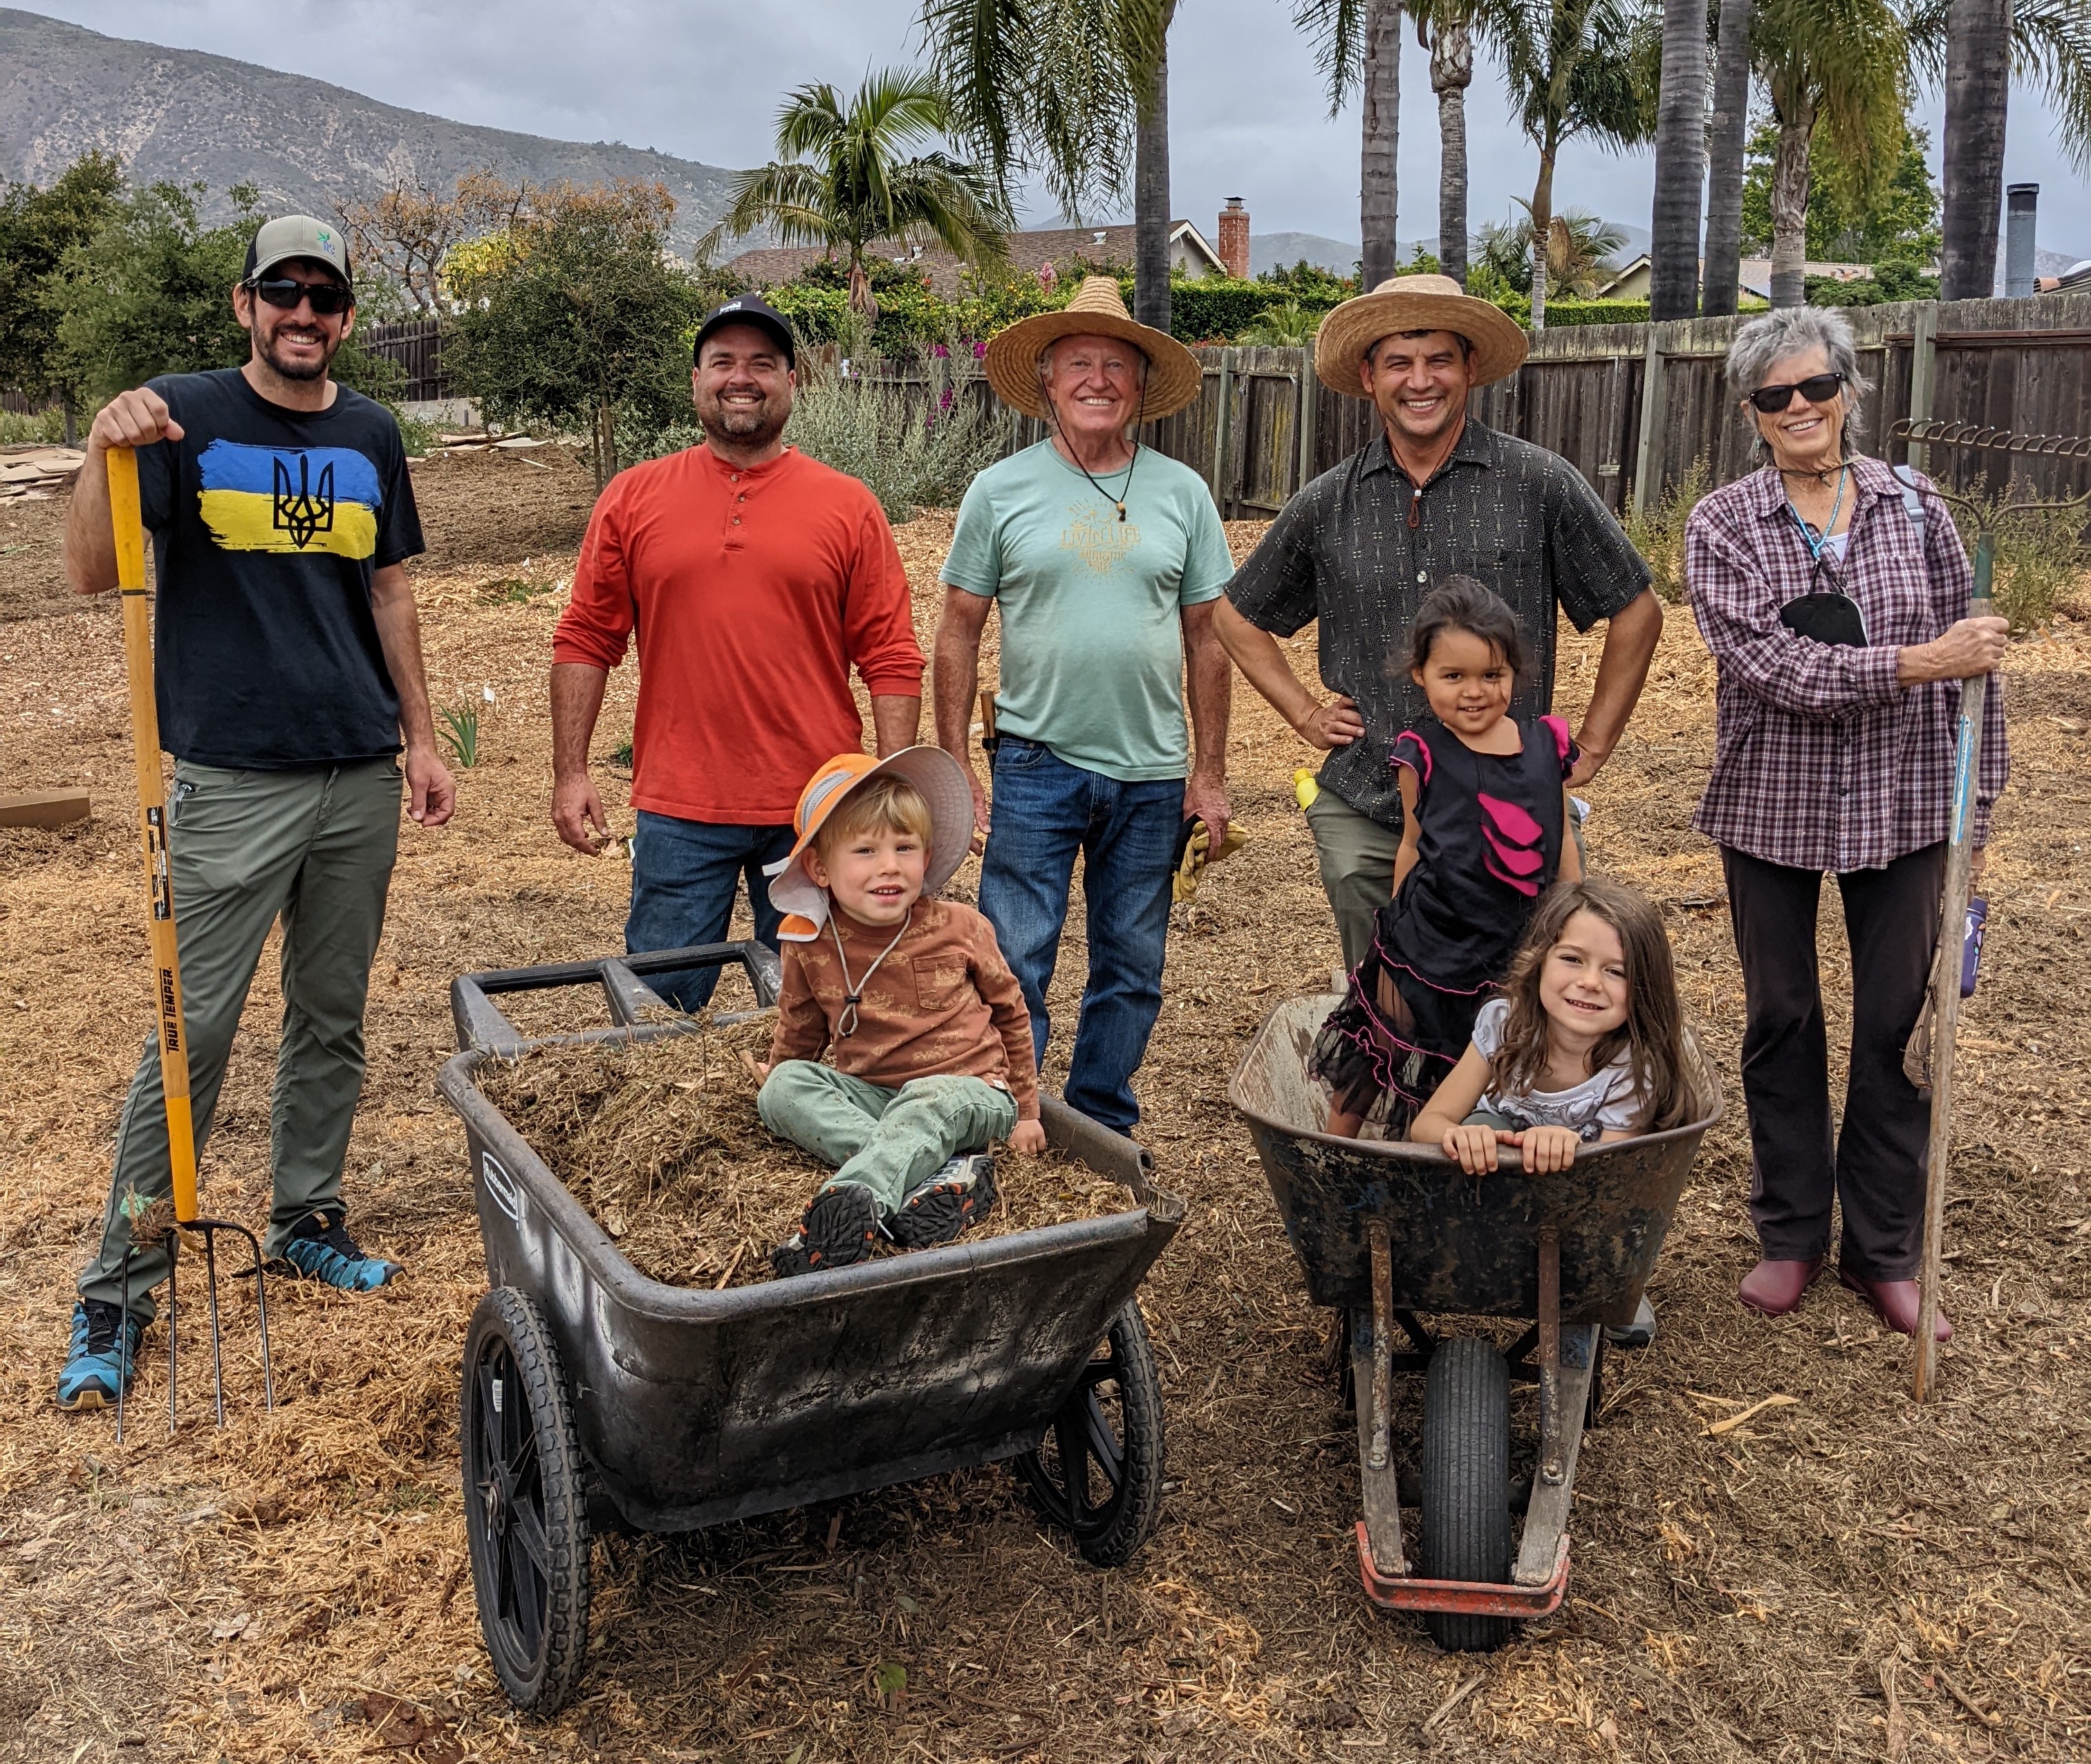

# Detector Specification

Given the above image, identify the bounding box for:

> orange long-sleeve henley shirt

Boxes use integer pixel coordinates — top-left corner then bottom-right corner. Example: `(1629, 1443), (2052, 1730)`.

(552, 443), (924, 823)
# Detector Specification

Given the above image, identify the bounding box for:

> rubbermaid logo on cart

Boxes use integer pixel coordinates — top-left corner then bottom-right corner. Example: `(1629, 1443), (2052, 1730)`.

(482, 1153), (523, 1223)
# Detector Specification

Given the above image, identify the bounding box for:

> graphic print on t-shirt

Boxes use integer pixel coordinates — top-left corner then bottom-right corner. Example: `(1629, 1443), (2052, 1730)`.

(195, 439), (382, 558)
(1059, 502), (1142, 573)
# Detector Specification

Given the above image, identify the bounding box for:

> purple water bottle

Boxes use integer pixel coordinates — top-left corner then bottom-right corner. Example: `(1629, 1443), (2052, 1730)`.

(1960, 896), (1988, 999)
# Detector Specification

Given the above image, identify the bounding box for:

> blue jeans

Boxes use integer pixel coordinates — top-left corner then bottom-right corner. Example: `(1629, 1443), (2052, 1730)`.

(977, 739), (1180, 1131)
(626, 812), (794, 1010)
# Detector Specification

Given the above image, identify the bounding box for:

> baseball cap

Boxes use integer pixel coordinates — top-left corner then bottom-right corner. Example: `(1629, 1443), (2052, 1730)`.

(243, 215), (353, 294)
(694, 295), (796, 367)
(763, 748), (976, 940)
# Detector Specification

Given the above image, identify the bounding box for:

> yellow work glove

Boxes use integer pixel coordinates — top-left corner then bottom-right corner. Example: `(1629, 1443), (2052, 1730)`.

(1293, 766), (1321, 810)
(1172, 816), (1247, 906)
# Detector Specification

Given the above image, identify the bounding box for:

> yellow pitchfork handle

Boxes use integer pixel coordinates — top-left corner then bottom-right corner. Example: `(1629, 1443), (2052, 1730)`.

(108, 445), (201, 1226)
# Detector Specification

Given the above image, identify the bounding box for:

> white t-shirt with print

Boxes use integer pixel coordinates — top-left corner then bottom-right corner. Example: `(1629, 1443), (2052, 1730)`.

(1470, 999), (1644, 1140)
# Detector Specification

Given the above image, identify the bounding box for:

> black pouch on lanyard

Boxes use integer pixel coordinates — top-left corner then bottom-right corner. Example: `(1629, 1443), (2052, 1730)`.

(1779, 591), (1869, 648)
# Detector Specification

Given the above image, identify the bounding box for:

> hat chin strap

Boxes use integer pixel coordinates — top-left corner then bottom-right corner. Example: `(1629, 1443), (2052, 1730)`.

(1045, 375), (1147, 521)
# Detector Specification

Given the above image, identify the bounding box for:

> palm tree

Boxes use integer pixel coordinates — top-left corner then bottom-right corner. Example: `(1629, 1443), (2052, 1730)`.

(1646, 0), (1707, 318)
(1422, 3), (1480, 286)
(1700, 0), (1755, 315)
(700, 68), (1012, 319)
(922, 0), (1176, 329)
(1288, 0), (1405, 288)
(1481, 0), (1659, 328)
(1748, 0), (1904, 308)
(1478, 205), (1628, 295)
(1902, 0), (2091, 301)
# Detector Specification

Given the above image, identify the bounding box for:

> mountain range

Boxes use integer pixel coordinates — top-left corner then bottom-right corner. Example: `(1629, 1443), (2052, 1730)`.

(0, 7), (741, 252)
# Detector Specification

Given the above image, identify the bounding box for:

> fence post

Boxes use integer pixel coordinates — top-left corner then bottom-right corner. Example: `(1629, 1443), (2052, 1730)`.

(1296, 355), (1318, 496)
(1210, 349), (1236, 515)
(1906, 302), (1939, 475)
(1630, 324), (1669, 521)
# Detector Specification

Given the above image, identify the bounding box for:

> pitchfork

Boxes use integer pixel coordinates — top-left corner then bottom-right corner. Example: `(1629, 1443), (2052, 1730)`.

(106, 445), (275, 1440)
(1890, 420), (2091, 1400)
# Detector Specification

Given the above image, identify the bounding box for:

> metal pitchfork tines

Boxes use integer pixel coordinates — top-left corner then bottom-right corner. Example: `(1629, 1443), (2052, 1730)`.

(1888, 419), (2089, 1400)
(106, 445), (275, 1442)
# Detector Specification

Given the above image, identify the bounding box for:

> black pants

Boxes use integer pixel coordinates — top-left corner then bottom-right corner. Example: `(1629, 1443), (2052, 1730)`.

(1721, 842), (1944, 1279)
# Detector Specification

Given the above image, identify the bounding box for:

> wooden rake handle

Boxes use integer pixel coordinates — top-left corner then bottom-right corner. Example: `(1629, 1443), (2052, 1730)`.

(109, 446), (201, 1225)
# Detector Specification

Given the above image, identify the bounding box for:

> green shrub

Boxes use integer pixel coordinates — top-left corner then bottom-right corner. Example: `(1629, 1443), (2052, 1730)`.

(1625, 456), (1714, 604)
(0, 406), (68, 445)
(1958, 480), (2090, 631)
(1233, 300), (1321, 346)
(783, 372), (1012, 522)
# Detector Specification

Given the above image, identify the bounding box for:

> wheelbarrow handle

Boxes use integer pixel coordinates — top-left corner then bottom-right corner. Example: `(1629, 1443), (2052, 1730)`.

(449, 941), (781, 1055)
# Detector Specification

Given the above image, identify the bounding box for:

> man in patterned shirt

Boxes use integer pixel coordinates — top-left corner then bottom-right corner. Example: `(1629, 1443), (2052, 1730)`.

(1218, 275), (1664, 970)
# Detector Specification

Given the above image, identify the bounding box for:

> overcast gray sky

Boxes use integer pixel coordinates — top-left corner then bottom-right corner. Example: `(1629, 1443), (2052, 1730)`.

(24, 0), (2091, 257)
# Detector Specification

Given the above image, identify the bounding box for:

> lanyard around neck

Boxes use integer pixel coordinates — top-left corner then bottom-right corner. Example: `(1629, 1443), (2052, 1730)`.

(1783, 465), (1848, 563)
(827, 906), (912, 1038)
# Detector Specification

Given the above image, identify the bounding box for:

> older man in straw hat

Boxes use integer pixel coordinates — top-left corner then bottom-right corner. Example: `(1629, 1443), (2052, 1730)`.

(1218, 274), (1664, 973)
(931, 277), (1234, 1132)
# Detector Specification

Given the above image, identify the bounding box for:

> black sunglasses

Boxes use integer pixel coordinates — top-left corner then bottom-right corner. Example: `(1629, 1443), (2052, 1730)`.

(1747, 371), (1845, 414)
(248, 276), (351, 316)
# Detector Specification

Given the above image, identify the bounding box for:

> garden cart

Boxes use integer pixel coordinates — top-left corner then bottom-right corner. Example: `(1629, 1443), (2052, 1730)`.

(1229, 994), (1720, 1650)
(437, 941), (1183, 1713)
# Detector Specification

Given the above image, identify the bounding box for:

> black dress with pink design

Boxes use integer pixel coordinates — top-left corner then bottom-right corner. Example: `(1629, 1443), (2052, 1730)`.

(1310, 712), (1577, 1131)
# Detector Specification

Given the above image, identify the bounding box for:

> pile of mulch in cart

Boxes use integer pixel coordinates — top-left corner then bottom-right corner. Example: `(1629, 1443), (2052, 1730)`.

(475, 1016), (1137, 1288)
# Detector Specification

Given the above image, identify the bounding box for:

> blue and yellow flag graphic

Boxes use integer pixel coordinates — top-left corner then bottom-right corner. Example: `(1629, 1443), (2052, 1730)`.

(196, 440), (380, 558)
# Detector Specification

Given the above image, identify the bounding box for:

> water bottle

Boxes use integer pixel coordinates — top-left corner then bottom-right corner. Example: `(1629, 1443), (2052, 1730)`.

(1960, 896), (1988, 999)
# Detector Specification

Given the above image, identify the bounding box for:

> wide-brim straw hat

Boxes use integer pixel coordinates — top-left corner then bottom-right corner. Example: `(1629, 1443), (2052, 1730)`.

(763, 746), (978, 941)
(984, 276), (1204, 423)
(1314, 273), (1528, 397)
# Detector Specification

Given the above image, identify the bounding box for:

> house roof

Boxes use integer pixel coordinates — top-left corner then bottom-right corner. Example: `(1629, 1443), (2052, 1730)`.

(725, 221), (1226, 298)
(1595, 253), (1880, 301)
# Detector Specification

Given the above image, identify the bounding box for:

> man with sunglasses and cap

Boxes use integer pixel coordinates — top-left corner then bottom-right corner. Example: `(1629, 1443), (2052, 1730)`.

(57, 216), (451, 1412)
(551, 297), (923, 1010)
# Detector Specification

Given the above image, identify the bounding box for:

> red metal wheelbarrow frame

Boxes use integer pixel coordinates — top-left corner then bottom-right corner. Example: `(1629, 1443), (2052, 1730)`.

(1356, 1527), (1570, 1617)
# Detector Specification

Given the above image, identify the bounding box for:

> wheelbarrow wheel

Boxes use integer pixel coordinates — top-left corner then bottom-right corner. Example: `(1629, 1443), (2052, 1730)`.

(1419, 1335), (1513, 1652)
(1017, 1299), (1164, 1568)
(461, 1287), (591, 1713)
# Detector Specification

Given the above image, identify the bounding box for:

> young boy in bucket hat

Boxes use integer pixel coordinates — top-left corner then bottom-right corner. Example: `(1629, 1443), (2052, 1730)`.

(756, 747), (1047, 1276)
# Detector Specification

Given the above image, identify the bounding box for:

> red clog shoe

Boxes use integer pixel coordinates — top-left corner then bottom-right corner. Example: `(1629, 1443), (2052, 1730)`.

(1837, 1268), (1951, 1341)
(1738, 1256), (1824, 1317)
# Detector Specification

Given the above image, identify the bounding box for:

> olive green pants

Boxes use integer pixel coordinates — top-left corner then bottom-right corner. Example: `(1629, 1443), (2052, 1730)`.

(77, 759), (402, 1321)
(756, 1061), (1017, 1216)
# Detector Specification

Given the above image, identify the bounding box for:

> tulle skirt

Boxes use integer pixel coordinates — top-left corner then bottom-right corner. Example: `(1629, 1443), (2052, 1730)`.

(1308, 930), (1494, 1136)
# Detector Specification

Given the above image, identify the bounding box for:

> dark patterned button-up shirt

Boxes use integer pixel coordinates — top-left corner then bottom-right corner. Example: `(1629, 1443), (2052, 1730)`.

(1226, 419), (1650, 824)
(1684, 457), (2009, 873)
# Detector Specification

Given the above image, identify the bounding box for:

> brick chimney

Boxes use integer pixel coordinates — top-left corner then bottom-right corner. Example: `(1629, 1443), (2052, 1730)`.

(1218, 197), (1249, 279)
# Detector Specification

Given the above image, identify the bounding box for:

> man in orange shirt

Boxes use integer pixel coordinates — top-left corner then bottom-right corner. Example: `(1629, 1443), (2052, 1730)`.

(550, 298), (924, 1008)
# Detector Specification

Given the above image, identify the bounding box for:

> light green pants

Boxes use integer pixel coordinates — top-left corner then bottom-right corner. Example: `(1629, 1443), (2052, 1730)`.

(756, 1061), (1018, 1216)
(77, 759), (402, 1321)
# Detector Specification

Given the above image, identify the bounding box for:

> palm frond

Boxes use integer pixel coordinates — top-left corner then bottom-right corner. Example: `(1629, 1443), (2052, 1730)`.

(2004, 0), (2091, 169)
(1291, 0), (1368, 114)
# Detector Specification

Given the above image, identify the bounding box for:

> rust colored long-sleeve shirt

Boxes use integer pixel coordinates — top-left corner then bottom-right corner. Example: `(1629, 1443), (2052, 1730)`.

(552, 443), (924, 824)
(767, 899), (1041, 1120)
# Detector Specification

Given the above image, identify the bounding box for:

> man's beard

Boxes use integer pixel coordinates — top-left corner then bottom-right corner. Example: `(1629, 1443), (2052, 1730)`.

(252, 315), (337, 382)
(697, 388), (789, 448)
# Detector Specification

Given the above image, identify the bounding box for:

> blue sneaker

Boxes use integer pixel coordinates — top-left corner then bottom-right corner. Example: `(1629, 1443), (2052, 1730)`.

(57, 1299), (145, 1411)
(278, 1208), (401, 1291)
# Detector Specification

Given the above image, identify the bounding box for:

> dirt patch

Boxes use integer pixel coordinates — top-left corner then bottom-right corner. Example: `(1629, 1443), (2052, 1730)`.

(476, 1021), (1135, 1288)
(1, 455), (2088, 1763)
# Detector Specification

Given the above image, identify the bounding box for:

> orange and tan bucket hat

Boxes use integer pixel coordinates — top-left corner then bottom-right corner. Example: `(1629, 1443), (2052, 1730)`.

(763, 746), (977, 940)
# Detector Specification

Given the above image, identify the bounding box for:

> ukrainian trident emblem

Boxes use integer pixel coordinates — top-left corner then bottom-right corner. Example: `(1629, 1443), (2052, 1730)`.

(271, 452), (335, 549)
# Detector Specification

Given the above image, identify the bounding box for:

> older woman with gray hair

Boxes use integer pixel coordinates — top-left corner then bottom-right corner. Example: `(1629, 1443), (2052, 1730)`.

(1684, 305), (2009, 1341)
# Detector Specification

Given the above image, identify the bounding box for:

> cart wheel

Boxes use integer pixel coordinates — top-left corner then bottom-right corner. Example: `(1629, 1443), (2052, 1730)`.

(461, 1288), (591, 1713)
(1017, 1300), (1164, 1568)
(1419, 1336), (1513, 1652)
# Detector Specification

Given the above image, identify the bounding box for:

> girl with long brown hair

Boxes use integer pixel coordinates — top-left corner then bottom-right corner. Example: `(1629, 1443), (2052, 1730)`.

(1411, 878), (1700, 1176)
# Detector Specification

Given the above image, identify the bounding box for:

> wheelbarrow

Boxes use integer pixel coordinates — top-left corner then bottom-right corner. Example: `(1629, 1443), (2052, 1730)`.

(436, 942), (1184, 1712)
(1228, 995), (1720, 1650)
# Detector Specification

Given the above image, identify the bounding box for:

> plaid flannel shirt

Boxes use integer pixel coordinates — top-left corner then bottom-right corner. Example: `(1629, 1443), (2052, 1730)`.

(1685, 458), (2009, 873)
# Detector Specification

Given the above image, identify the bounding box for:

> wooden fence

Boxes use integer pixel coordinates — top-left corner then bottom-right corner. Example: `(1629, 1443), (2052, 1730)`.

(360, 317), (447, 402)
(364, 295), (2091, 513)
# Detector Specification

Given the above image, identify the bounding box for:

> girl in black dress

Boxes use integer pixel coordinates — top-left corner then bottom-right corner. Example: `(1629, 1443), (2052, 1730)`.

(1312, 579), (1582, 1137)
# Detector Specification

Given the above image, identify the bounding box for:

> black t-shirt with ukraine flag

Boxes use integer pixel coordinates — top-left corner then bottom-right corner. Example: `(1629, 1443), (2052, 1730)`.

(136, 367), (425, 769)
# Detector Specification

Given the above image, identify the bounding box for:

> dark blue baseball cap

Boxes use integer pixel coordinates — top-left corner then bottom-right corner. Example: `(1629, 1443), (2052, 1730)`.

(694, 296), (796, 367)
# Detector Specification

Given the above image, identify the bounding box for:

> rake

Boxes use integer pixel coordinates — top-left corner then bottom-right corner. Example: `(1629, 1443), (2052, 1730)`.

(106, 445), (275, 1440)
(1889, 420), (2091, 1400)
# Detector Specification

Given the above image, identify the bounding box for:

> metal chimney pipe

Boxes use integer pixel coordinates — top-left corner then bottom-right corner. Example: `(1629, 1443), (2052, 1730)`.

(2005, 184), (2038, 298)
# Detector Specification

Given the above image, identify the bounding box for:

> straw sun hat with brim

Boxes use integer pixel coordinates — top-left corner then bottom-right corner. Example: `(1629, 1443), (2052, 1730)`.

(984, 277), (1204, 423)
(763, 746), (978, 941)
(1314, 273), (1528, 398)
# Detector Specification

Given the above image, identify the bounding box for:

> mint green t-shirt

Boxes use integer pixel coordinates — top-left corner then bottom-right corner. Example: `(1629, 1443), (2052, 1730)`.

(941, 440), (1233, 782)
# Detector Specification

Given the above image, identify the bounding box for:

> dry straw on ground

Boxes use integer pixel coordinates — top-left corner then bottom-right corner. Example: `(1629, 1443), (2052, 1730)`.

(476, 1019), (1134, 1287)
(2, 446), (2088, 1763)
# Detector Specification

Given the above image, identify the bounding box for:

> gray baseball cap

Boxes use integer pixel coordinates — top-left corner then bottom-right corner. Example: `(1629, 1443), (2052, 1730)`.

(243, 215), (353, 293)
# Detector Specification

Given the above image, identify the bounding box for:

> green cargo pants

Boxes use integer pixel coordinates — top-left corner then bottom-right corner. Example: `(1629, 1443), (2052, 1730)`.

(756, 1061), (1018, 1217)
(77, 759), (402, 1321)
